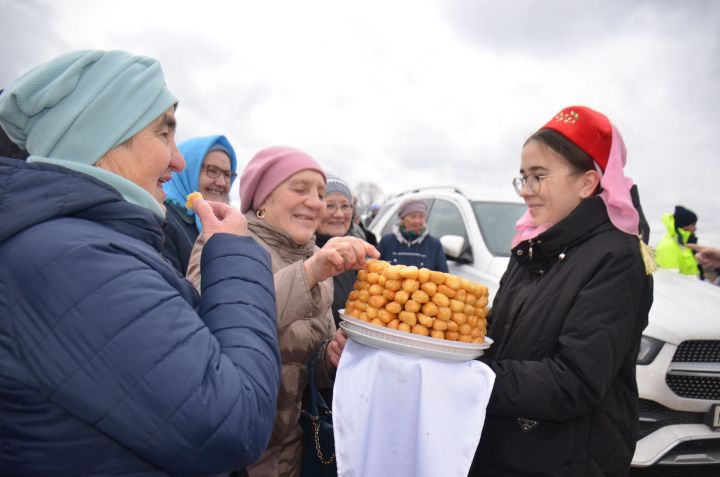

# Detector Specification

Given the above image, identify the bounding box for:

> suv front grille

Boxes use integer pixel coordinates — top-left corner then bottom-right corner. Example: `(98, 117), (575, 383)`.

(673, 340), (720, 363)
(666, 340), (720, 400)
(637, 399), (705, 440)
(666, 374), (720, 400)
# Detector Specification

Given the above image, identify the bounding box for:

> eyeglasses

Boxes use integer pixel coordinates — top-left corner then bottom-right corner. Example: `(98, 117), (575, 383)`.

(512, 173), (579, 196)
(326, 202), (353, 213)
(204, 164), (237, 181)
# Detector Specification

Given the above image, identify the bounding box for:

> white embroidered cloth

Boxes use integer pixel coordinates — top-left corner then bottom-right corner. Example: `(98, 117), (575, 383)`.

(333, 340), (495, 477)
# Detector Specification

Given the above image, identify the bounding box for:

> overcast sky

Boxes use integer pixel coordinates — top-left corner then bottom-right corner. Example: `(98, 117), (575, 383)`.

(2, 0), (719, 245)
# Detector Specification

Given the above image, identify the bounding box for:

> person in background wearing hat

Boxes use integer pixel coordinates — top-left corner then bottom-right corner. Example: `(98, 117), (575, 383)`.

(162, 134), (238, 275)
(377, 198), (449, 272)
(0, 50), (281, 477)
(364, 202), (381, 228)
(187, 146), (379, 477)
(655, 205), (703, 278)
(315, 173), (365, 326)
(468, 106), (653, 476)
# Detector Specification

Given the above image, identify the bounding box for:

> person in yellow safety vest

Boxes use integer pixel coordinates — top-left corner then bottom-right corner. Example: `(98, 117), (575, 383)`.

(655, 205), (703, 278)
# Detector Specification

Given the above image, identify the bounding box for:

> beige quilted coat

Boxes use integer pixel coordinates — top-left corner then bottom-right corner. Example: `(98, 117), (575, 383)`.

(187, 214), (336, 477)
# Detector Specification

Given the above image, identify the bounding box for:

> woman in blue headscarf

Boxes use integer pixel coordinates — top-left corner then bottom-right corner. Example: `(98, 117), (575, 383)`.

(162, 135), (238, 275)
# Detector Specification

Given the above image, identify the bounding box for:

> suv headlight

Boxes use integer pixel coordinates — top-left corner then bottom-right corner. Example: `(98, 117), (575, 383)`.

(637, 335), (664, 365)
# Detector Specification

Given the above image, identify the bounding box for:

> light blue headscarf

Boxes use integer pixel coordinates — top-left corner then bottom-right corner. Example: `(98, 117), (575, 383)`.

(0, 50), (177, 218)
(164, 135), (238, 232)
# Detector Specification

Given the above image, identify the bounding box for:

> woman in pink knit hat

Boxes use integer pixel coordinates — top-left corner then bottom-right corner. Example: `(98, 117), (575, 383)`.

(188, 145), (378, 477)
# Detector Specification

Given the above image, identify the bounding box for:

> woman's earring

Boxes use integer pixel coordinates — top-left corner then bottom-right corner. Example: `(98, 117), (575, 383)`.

(256, 208), (266, 219)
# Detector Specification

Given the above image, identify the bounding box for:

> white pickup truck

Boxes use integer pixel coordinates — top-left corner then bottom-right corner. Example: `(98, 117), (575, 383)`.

(369, 186), (720, 471)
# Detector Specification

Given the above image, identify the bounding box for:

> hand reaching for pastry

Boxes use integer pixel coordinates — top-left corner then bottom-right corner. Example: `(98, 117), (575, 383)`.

(304, 236), (380, 289)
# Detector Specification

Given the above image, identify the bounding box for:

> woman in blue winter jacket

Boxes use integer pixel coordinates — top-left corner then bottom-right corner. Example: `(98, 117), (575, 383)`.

(0, 50), (281, 477)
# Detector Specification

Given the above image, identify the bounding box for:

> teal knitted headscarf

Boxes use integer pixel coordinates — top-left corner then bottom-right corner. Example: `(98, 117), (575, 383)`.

(0, 50), (177, 217)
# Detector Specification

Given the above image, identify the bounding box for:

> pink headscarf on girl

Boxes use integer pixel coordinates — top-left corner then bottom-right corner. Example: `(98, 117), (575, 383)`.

(511, 106), (639, 248)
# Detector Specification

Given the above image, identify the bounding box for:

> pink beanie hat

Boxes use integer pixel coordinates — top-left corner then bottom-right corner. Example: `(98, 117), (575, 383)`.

(239, 145), (326, 213)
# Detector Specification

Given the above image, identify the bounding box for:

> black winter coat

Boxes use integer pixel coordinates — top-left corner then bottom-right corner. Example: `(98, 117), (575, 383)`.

(470, 197), (652, 477)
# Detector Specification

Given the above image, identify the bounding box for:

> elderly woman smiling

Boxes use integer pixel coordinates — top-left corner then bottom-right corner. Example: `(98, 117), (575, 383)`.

(315, 173), (362, 326)
(0, 50), (280, 477)
(162, 134), (238, 274)
(189, 146), (379, 477)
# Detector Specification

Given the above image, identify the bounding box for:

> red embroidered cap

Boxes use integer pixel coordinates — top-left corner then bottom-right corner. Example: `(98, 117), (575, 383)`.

(541, 106), (612, 171)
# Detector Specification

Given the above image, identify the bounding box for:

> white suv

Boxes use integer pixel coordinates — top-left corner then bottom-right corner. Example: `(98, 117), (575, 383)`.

(370, 186), (720, 471)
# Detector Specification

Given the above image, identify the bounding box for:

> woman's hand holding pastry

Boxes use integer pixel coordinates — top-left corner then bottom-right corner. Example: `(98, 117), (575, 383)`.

(194, 199), (248, 241)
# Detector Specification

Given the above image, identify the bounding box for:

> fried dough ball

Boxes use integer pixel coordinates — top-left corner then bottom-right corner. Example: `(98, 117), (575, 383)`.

(185, 191), (204, 210)
(369, 284), (384, 296)
(367, 260), (389, 273)
(411, 324), (430, 336)
(445, 274), (461, 290)
(399, 266), (419, 280)
(399, 311), (417, 326)
(429, 271), (446, 285)
(431, 292), (449, 308)
(436, 306), (452, 321)
(417, 313), (434, 328)
(383, 266), (402, 280)
(421, 301), (439, 317)
(449, 299), (465, 313)
(378, 309), (396, 323)
(368, 295), (387, 309)
(432, 319), (448, 331)
(437, 284), (456, 298)
(385, 279), (402, 292)
(421, 281), (437, 296)
(394, 290), (410, 305)
(411, 290), (430, 304)
(404, 300), (421, 313)
(401, 279), (420, 293)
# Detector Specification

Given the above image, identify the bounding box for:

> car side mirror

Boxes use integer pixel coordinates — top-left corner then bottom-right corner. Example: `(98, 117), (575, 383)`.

(440, 235), (473, 264)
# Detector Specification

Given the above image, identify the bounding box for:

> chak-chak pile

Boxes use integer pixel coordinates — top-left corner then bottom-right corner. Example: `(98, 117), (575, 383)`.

(344, 260), (489, 343)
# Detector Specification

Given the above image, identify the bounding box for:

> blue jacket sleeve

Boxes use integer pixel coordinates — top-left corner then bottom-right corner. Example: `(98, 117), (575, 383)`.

(13, 231), (280, 476)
